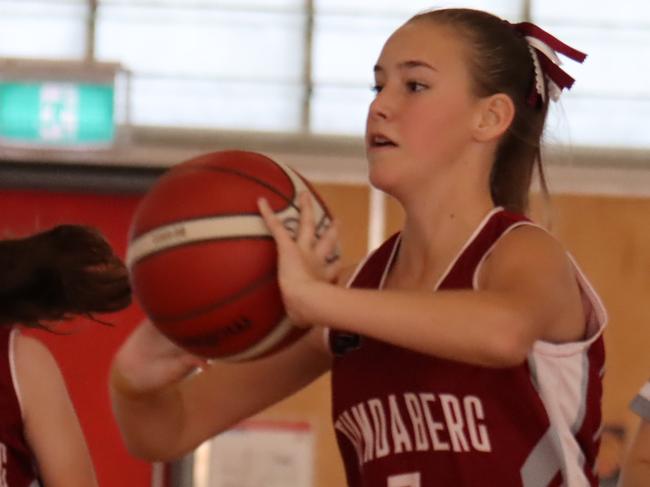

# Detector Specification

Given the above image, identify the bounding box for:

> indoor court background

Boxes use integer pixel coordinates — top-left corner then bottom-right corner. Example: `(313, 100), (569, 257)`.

(1, 1), (648, 486)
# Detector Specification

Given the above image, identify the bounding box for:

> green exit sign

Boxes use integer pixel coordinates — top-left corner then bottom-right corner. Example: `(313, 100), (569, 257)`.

(0, 81), (115, 147)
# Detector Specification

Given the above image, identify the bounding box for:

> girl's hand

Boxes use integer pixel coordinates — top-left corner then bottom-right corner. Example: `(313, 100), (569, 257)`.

(257, 191), (341, 327)
(111, 320), (207, 397)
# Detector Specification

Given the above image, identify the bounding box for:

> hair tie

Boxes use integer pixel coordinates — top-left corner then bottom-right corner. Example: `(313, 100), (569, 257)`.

(510, 21), (587, 107)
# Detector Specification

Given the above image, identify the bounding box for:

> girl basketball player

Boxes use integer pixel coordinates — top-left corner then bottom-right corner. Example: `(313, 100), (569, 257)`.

(111, 8), (607, 486)
(1, 225), (131, 486)
(620, 380), (650, 486)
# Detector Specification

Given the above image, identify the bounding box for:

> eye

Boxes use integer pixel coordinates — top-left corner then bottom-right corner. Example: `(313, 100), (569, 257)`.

(406, 81), (427, 92)
(371, 84), (383, 94)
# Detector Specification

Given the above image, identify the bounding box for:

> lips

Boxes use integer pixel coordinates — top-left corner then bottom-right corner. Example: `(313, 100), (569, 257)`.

(368, 133), (398, 149)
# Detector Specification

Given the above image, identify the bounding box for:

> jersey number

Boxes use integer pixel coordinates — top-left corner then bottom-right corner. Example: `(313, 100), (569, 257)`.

(388, 472), (421, 487)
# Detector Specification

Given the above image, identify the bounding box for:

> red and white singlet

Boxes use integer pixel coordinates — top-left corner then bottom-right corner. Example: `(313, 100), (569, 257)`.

(329, 208), (607, 487)
(0, 327), (41, 487)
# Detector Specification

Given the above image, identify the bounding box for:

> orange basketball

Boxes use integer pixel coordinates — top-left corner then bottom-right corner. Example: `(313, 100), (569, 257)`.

(127, 150), (332, 361)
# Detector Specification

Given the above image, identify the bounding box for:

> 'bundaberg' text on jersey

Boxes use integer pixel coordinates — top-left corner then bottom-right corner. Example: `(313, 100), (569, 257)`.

(329, 208), (607, 487)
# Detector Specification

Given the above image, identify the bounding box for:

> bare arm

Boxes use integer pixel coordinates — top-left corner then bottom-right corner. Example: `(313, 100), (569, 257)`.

(260, 194), (586, 368)
(620, 419), (650, 487)
(110, 322), (332, 461)
(111, 195), (346, 461)
(15, 334), (98, 487)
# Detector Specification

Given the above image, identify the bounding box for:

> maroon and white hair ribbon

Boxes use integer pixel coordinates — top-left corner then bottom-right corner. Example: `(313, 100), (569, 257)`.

(510, 22), (587, 106)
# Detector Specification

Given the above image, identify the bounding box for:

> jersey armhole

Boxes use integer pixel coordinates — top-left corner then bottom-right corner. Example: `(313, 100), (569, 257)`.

(534, 252), (608, 356)
(472, 221), (538, 290)
(9, 328), (27, 420)
(472, 223), (608, 355)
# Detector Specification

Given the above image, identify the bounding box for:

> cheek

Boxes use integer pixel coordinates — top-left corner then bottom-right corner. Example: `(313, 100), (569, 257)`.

(409, 101), (473, 149)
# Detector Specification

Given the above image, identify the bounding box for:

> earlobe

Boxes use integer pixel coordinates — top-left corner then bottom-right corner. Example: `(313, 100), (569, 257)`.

(473, 94), (515, 142)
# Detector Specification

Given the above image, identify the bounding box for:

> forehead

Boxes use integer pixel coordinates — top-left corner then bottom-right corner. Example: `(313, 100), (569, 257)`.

(376, 20), (467, 69)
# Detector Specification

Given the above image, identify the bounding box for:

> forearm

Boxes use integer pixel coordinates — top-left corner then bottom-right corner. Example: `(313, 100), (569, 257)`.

(110, 368), (189, 461)
(297, 283), (534, 367)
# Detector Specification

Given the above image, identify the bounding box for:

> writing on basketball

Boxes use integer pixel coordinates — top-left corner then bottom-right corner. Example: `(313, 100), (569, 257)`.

(150, 225), (187, 246)
(335, 391), (491, 465)
(127, 150), (330, 360)
(181, 317), (253, 347)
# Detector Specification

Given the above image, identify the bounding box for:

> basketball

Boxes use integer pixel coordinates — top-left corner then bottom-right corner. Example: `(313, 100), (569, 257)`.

(126, 150), (332, 361)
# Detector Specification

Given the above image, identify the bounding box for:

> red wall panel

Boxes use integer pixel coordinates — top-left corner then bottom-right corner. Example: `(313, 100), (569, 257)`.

(0, 189), (156, 487)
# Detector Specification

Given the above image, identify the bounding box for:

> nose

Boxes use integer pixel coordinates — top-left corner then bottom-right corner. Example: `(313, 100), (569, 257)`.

(368, 89), (391, 121)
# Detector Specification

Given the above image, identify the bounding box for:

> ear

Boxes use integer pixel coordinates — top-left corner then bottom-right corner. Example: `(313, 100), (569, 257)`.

(472, 93), (515, 143)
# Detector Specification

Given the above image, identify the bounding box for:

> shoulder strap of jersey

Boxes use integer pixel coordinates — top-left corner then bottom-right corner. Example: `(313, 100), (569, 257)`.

(349, 232), (400, 290)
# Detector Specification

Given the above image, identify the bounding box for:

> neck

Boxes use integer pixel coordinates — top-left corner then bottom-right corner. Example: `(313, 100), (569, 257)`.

(389, 175), (496, 289)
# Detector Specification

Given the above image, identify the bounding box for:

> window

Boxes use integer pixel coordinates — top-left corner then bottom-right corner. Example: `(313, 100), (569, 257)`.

(311, 0), (523, 134)
(0, 0), (648, 149)
(533, 0), (650, 148)
(0, 0), (88, 59)
(95, 0), (306, 130)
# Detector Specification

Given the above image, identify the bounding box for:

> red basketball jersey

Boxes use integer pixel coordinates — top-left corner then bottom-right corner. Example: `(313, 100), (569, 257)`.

(0, 327), (41, 487)
(330, 208), (607, 487)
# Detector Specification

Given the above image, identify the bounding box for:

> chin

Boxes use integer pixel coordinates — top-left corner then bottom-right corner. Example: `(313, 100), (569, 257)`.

(368, 164), (400, 195)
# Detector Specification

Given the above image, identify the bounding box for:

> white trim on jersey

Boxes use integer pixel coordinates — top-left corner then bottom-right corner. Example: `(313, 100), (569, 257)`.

(324, 206), (508, 353)
(471, 219), (533, 291)
(534, 253), (608, 354)
(8, 328), (26, 421)
(529, 257), (607, 487)
(471, 218), (607, 487)
(382, 206), (505, 292)
(378, 233), (401, 290)
(432, 206), (505, 291)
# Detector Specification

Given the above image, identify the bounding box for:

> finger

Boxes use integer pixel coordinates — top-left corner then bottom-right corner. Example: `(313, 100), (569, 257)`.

(296, 192), (316, 248)
(314, 220), (340, 262)
(324, 259), (343, 284)
(257, 198), (295, 248)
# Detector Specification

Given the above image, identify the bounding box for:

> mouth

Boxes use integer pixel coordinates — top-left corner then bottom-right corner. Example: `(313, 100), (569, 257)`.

(368, 133), (398, 150)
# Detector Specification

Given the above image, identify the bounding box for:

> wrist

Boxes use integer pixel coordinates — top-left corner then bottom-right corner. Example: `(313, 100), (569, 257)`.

(287, 280), (334, 327)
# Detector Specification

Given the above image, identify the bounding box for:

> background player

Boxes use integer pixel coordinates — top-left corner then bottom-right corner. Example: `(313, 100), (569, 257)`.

(110, 7), (606, 485)
(1, 224), (131, 486)
(619, 380), (650, 486)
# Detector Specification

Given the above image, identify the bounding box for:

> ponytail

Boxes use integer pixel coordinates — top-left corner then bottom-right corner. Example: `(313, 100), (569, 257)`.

(0, 225), (131, 329)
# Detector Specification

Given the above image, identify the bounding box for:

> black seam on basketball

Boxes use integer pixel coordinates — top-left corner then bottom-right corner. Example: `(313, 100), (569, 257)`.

(131, 235), (274, 266)
(172, 165), (298, 210)
(179, 316), (288, 349)
(132, 166), (302, 239)
(147, 270), (278, 324)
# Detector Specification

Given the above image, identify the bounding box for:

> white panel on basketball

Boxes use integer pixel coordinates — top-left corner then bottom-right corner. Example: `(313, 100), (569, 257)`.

(284, 164), (330, 232)
(127, 205), (298, 268)
(127, 162), (329, 269)
(220, 316), (295, 362)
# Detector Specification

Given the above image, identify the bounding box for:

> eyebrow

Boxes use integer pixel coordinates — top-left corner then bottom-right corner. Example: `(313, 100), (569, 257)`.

(373, 60), (438, 73)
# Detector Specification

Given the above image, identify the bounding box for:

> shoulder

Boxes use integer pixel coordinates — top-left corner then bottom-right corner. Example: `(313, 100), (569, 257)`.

(14, 333), (58, 370)
(479, 223), (573, 288)
(479, 224), (586, 342)
(14, 333), (67, 420)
